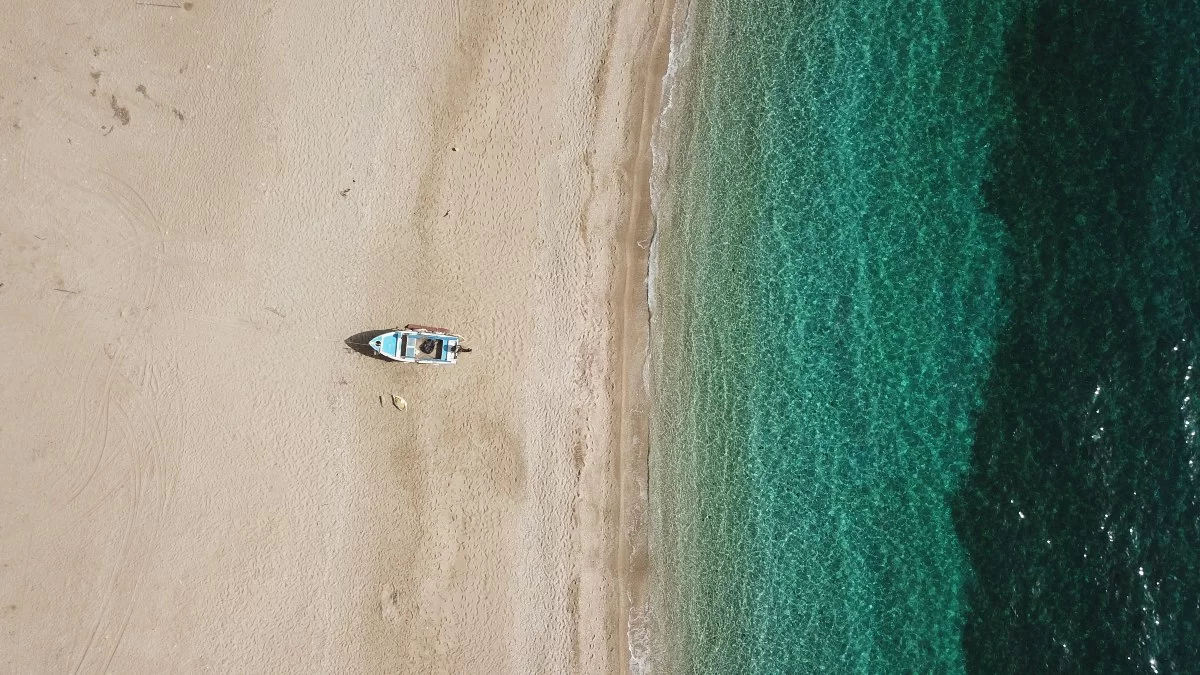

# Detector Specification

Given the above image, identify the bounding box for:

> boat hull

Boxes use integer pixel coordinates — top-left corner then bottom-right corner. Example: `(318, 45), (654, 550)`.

(368, 328), (461, 364)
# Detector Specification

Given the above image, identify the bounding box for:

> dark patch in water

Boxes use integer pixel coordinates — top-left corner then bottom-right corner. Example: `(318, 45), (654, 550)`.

(954, 0), (1200, 670)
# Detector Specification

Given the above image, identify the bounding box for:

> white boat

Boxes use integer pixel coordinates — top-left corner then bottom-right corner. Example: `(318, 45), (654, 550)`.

(368, 325), (468, 365)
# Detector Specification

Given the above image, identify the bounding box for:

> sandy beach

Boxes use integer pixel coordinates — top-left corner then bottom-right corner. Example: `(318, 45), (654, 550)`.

(0, 0), (667, 671)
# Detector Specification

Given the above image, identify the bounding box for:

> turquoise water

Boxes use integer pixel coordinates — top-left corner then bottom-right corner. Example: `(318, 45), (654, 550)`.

(650, 0), (1200, 671)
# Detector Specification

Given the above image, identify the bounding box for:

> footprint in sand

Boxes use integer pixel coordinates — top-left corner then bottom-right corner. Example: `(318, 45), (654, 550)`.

(380, 584), (402, 624)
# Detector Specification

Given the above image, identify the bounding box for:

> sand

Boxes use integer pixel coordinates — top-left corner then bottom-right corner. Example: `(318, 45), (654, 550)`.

(0, 0), (668, 671)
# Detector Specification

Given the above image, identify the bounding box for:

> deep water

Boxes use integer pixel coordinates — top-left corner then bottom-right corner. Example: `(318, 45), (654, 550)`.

(953, 1), (1200, 671)
(650, 0), (1200, 672)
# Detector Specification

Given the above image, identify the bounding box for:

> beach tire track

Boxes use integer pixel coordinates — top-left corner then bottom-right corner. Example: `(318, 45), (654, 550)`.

(56, 348), (102, 488)
(70, 404), (172, 674)
(67, 344), (123, 504)
(63, 171), (172, 674)
(60, 169), (157, 498)
(70, 481), (135, 675)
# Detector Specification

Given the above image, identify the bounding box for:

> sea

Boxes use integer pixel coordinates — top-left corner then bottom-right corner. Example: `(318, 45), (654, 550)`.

(647, 0), (1200, 671)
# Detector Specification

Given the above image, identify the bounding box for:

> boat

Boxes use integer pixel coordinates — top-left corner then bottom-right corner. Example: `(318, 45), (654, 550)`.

(368, 325), (468, 365)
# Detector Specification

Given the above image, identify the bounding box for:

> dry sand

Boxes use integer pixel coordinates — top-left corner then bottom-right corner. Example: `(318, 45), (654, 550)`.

(0, 0), (668, 671)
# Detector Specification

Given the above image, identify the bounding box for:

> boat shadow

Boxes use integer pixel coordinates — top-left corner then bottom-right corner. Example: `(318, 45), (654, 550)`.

(344, 328), (398, 362)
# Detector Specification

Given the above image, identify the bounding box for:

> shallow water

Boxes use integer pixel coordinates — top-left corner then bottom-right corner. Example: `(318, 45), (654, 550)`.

(650, 0), (1200, 671)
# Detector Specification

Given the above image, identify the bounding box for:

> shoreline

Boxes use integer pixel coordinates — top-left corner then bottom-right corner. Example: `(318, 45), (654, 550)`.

(613, 0), (678, 671)
(643, 0), (702, 670)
